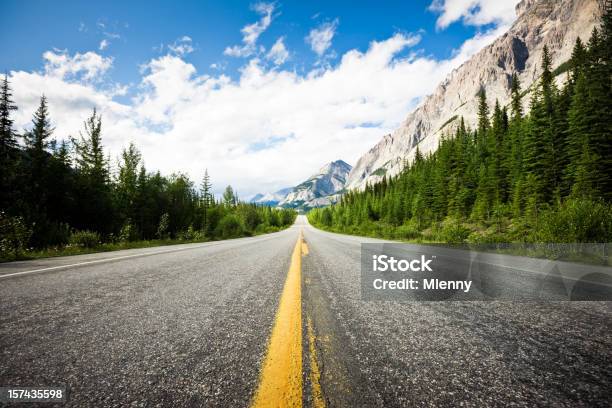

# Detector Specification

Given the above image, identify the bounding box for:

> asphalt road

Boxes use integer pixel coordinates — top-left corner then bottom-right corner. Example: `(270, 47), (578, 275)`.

(1, 216), (611, 407)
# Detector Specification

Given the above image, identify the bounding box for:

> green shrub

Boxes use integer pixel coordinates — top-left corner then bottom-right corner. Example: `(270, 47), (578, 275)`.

(438, 218), (471, 243)
(530, 198), (612, 243)
(280, 209), (296, 226)
(0, 212), (33, 258)
(119, 220), (139, 242)
(156, 213), (170, 239)
(394, 220), (422, 240)
(178, 225), (204, 241)
(216, 214), (244, 238)
(241, 207), (262, 231)
(41, 221), (71, 247)
(70, 230), (101, 248)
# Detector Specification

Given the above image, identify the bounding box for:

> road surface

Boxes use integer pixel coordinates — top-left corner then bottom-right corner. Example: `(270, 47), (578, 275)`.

(1, 216), (610, 406)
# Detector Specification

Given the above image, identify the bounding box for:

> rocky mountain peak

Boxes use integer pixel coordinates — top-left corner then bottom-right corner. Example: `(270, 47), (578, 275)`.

(345, 0), (601, 191)
(278, 160), (352, 210)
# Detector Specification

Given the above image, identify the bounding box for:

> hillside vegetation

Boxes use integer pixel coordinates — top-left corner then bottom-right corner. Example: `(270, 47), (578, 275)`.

(310, 11), (611, 245)
(0, 92), (295, 261)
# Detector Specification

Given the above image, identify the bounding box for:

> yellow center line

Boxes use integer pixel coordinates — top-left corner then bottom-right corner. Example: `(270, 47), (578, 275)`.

(307, 317), (326, 408)
(251, 229), (305, 407)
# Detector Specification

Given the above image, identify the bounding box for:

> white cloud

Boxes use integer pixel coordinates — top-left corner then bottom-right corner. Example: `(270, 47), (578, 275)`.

(306, 19), (338, 56)
(99, 39), (110, 51)
(429, 0), (519, 30)
(224, 2), (275, 58)
(43, 50), (113, 82)
(10, 24), (505, 197)
(168, 36), (195, 56)
(266, 37), (289, 65)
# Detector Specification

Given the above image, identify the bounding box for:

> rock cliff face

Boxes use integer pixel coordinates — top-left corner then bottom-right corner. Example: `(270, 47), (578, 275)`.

(345, 0), (601, 191)
(278, 160), (352, 210)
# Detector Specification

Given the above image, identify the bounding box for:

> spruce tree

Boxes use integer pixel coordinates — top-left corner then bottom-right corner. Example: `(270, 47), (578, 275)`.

(25, 95), (53, 159)
(0, 74), (18, 155)
(476, 87), (489, 161)
(0, 74), (19, 212)
(200, 169), (213, 233)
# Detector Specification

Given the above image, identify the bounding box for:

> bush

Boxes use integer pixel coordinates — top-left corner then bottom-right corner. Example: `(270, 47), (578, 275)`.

(394, 220), (422, 240)
(156, 213), (170, 239)
(530, 198), (612, 243)
(177, 225), (204, 241)
(0, 212), (32, 258)
(216, 214), (244, 238)
(438, 218), (471, 243)
(70, 230), (101, 248)
(119, 220), (139, 242)
(280, 209), (296, 226)
(241, 206), (262, 232)
(40, 221), (72, 247)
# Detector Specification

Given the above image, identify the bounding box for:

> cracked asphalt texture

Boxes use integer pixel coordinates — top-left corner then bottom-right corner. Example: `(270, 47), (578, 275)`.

(1, 216), (611, 407)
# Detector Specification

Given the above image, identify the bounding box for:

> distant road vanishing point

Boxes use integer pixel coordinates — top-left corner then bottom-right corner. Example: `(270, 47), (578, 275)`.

(1, 216), (611, 407)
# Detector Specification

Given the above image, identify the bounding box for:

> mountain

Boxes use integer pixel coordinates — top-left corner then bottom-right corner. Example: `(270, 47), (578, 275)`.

(249, 187), (293, 206)
(345, 0), (602, 191)
(278, 160), (352, 210)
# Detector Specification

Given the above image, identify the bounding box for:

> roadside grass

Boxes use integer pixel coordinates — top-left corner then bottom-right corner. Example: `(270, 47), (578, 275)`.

(309, 222), (610, 266)
(0, 224), (291, 263)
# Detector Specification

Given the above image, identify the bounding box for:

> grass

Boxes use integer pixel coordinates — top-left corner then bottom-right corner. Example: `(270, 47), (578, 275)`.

(309, 221), (610, 266)
(0, 224), (292, 263)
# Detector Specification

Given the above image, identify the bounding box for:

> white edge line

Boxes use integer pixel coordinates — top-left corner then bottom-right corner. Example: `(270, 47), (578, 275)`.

(0, 242), (219, 280)
(0, 229), (294, 280)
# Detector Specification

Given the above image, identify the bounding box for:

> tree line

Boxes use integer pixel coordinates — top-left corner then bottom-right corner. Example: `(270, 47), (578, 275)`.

(0, 84), (295, 259)
(309, 11), (611, 244)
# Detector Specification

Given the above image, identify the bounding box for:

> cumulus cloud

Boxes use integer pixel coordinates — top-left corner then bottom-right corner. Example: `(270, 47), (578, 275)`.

(43, 50), (113, 82)
(266, 37), (289, 65)
(224, 2), (275, 58)
(306, 19), (338, 56)
(429, 0), (519, 30)
(10, 23), (504, 197)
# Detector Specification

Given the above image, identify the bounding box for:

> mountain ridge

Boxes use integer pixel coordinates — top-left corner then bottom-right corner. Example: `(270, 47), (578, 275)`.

(251, 160), (352, 210)
(345, 0), (602, 191)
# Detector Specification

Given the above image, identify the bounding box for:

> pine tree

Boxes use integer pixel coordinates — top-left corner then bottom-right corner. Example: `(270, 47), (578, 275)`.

(476, 87), (490, 161)
(24, 95), (53, 159)
(117, 143), (142, 227)
(75, 108), (107, 182)
(0, 74), (19, 212)
(583, 25), (612, 199)
(200, 169), (213, 232)
(569, 37), (587, 83)
(0, 73), (18, 155)
(223, 185), (236, 206)
(73, 108), (114, 234)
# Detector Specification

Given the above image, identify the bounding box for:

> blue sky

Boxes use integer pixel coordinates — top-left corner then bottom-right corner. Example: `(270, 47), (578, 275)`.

(1, 0), (519, 197)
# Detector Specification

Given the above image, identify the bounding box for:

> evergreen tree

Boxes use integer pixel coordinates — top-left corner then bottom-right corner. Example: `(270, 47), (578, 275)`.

(476, 87), (489, 160)
(223, 185), (236, 206)
(75, 108), (107, 182)
(117, 142), (142, 228)
(0, 74), (18, 155)
(200, 169), (213, 232)
(0, 74), (19, 212)
(73, 108), (114, 234)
